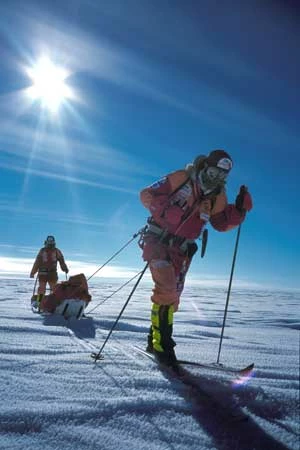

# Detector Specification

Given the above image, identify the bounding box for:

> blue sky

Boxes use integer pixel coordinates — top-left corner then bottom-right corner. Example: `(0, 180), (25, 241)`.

(0, 0), (299, 289)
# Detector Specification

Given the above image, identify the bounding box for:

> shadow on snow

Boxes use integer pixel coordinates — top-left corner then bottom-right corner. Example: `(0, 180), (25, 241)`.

(161, 367), (292, 450)
(42, 315), (96, 339)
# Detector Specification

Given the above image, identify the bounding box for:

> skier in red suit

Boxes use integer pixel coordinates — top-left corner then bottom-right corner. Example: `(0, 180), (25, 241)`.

(30, 236), (69, 303)
(139, 150), (253, 369)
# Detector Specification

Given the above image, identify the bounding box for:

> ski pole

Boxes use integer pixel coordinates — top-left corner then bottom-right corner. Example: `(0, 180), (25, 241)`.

(201, 228), (208, 258)
(216, 222), (242, 364)
(91, 262), (149, 362)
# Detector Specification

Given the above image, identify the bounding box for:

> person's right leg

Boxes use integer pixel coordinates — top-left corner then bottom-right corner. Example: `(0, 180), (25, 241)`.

(148, 259), (178, 367)
(37, 276), (48, 309)
(151, 303), (177, 363)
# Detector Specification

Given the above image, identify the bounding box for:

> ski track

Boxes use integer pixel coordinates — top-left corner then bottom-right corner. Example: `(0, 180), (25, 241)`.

(0, 280), (298, 450)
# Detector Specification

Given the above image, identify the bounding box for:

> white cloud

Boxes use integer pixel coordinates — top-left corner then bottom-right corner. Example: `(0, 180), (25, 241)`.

(0, 200), (107, 227)
(0, 160), (137, 194)
(0, 256), (293, 292)
(0, 256), (141, 280)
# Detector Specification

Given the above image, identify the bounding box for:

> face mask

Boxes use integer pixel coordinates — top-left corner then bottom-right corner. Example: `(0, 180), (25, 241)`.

(198, 166), (229, 192)
(45, 236), (56, 248)
(205, 166), (228, 182)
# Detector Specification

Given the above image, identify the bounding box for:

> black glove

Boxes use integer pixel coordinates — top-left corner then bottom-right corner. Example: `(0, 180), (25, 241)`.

(235, 185), (252, 213)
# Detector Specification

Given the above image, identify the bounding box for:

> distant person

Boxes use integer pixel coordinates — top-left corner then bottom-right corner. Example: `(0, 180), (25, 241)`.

(30, 236), (69, 303)
(139, 150), (252, 371)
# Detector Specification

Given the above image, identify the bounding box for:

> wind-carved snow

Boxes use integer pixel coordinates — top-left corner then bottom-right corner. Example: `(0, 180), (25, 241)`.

(0, 278), (298, 450)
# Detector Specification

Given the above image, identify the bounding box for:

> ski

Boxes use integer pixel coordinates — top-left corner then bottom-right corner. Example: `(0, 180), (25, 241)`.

(132, 345), (249, 422)
(132, 346), (254, 376)
(177, 359), (254, 376)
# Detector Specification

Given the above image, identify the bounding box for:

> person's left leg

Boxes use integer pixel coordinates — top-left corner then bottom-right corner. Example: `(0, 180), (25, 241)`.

(48, 272), (58, 293)
(37, 278), (47, 295)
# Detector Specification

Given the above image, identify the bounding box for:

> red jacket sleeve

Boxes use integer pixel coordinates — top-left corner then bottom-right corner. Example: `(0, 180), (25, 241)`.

(140, 176), (172, 211)
(30, 249), (43, 276)
(56, 249), (68, 272)
(210, 204), (245, 232)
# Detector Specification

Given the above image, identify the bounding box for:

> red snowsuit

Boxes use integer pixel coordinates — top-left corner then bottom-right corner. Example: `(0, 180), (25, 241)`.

(30, 247), (68, 294)
(140, 169), (245, 311)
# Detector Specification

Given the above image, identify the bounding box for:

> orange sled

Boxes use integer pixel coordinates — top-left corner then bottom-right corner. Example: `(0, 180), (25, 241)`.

(38, 273), (92, 319)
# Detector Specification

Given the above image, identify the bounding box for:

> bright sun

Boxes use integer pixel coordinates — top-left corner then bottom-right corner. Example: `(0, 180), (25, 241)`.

(27, 57), (72, 112)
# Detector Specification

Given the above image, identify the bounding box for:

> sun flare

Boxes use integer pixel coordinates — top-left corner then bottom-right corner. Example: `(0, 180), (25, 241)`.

(27, 57), (72, 112)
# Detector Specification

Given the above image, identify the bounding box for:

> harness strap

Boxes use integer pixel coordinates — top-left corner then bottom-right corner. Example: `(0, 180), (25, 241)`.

(38, 269), (57, 273)
(146, 220), (195, 252)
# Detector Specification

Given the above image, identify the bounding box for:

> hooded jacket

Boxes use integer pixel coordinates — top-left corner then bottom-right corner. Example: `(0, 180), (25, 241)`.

(140, 167), (245, 239)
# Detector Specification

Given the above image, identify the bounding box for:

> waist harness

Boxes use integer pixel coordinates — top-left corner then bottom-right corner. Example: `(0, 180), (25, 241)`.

(145, 219), (196, 254)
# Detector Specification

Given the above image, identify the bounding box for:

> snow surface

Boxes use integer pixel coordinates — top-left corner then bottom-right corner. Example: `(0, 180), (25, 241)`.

(0, 277), (299, 450)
